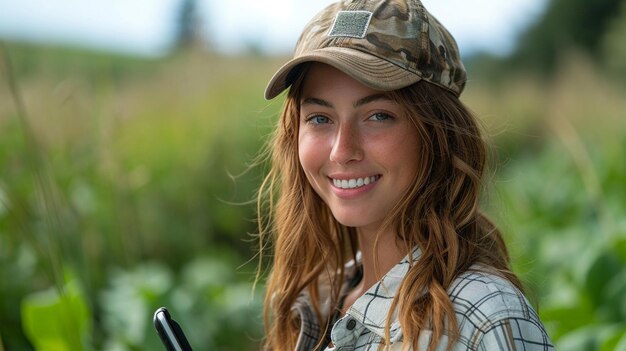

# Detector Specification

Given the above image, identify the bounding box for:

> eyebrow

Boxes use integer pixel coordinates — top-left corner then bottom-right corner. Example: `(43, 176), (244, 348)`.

(300, 93), (391, 109)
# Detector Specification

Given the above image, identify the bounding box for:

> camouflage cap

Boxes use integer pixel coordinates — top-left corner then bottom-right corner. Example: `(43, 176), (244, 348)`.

(264, 0), (467, 100)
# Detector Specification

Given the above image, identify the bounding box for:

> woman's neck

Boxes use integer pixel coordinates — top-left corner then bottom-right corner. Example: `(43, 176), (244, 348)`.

(353, 226), (407, 297)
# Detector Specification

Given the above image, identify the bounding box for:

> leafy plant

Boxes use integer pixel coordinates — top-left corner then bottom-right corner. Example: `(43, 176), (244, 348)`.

(21, 272), (92, 351)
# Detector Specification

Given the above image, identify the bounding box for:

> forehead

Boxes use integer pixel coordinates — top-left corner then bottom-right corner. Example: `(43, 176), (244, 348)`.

(300, 63), (382, 102)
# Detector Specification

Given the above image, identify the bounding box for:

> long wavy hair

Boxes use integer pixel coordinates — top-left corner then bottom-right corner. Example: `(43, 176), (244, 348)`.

(256, 67), (522, 351)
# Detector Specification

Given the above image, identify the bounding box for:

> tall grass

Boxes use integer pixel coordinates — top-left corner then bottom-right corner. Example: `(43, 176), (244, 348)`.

(2, 42), (89, 350)
(470, 53), (626, 349)
(1, 44), (281, 350)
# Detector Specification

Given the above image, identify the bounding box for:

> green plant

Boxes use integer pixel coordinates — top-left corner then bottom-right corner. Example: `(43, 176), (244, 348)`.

(21, 272), (92, 351)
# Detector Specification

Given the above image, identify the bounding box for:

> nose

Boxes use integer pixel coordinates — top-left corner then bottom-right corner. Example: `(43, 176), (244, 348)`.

(330, 123), (363, 164)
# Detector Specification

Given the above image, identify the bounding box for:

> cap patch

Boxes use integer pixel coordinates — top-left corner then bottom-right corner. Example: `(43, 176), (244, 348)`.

(328, 10), (372, 38)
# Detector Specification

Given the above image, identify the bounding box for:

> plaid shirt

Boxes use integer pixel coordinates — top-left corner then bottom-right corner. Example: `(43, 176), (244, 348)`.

(292, 250), (554, 350)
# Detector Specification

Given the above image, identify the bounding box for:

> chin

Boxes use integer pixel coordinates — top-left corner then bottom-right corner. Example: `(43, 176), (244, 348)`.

(330, 210), (379, 229)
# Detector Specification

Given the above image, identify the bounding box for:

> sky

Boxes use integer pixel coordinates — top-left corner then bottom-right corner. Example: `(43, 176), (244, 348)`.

(0, 0), (547, 58)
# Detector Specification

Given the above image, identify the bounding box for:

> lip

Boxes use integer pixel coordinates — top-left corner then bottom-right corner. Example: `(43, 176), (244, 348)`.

(328, 174), (381, 199)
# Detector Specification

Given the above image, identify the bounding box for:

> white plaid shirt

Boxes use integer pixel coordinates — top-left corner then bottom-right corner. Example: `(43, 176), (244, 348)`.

(292, 250), (554, 350)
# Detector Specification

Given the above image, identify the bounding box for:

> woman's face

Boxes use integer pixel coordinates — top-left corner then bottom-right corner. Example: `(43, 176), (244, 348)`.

(298, 63), (420, 233)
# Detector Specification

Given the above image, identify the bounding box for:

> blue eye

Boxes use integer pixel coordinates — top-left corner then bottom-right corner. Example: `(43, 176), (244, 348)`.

(368, 112), (392, 121)
(307, 115), (330, 124)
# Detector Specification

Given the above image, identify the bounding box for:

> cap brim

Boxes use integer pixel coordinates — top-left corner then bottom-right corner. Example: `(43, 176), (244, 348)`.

(264, 47), (423, 100)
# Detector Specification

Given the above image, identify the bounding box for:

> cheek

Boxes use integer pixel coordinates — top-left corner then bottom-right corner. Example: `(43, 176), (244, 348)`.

(377, 128), (421, 175)
(298, 133), (328, 187)
(371, 129), (418, 157)
(399, 133), (420, 160)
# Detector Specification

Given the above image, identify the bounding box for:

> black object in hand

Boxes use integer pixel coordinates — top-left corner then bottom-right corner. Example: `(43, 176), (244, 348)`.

(153, 307), (193, 351)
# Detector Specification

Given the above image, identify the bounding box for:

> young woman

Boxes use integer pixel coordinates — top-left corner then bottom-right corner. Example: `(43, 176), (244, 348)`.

(257, 0), (554, 350)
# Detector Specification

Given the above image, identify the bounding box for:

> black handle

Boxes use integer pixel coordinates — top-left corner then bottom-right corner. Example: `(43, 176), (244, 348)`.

(153, 307), (194, 351)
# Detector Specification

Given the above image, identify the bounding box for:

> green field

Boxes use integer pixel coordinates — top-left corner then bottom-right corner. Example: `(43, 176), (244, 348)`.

(1, 43), (625, 350)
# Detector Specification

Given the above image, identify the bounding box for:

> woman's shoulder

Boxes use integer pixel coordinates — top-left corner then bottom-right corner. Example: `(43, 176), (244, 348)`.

(445, 266), (554, 349)
(447, 266), (539, 323)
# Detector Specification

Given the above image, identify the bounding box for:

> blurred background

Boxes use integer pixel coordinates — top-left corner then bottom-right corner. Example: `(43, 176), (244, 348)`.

(0, 0), (625, 350)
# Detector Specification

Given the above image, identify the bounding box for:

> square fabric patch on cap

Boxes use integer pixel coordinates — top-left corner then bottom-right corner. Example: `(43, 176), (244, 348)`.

(328, 10), (373, 38)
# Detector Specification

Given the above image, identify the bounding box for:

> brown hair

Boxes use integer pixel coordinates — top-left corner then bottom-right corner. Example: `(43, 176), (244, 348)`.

(256, 72), (521, 350)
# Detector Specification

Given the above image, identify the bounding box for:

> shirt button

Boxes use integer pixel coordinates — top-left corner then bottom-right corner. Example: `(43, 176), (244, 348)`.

(346, 319), (357, 330)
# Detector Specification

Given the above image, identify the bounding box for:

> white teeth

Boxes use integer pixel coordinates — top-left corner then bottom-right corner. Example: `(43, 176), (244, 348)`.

(332, 176), (379, 189)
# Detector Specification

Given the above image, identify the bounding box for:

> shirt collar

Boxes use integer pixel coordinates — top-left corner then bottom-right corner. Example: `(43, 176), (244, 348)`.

(346, 247), (421, 341)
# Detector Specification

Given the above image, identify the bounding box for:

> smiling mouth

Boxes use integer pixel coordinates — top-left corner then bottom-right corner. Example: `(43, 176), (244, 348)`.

(331, 175), (380, 189)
